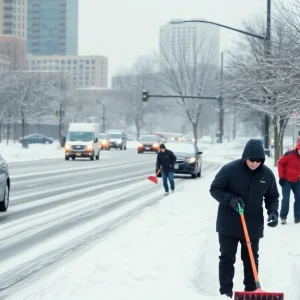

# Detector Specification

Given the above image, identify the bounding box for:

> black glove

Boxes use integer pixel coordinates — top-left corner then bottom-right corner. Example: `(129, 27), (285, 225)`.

(279, 179), (285, 187)
(229, 197), (245, 212)
(267, 214), (278, 227)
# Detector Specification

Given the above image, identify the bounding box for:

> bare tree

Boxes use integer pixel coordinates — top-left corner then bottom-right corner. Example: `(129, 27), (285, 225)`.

(5, 71), (58, 138)
(113, 55), (159, 139)
(225, 13), (300, 164)
(157, 29), (219, 146)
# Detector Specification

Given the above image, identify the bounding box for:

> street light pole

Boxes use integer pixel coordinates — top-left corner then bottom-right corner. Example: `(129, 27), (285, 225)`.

(169, 0), (271, 154)
(102, 101), (106, 132)
(219, 52), (224, 143)
(264, 0), (271, 156)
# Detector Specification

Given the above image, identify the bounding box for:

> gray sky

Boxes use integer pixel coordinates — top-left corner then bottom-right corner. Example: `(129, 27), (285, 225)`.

(78, 0), (268, 81)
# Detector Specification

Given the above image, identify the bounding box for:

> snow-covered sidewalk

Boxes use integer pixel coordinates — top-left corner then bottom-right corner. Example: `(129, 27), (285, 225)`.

(8, 149), (299, 300)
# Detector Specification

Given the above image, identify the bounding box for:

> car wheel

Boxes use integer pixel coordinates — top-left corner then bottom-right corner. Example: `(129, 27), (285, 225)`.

(0, 182), (9, 212)
(191, 173), (197, 179)
(197, 168), (201, 177)
(65, 156), (69, 160)
(45, 140), (49, 144)
(90, 151), (95, 160)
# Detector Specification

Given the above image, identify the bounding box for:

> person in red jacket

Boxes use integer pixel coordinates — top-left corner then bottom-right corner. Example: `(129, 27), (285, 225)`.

(277, 141), (300, 224)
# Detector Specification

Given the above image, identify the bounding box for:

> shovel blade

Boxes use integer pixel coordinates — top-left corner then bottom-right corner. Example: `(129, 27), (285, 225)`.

(147, 176), (158, 184)
(234, 290), (284, 300)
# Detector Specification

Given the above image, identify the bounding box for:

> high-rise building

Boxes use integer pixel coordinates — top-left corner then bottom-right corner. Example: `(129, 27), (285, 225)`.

(0, 0), (27, 39)
(27, 0), (78, 56)
(159, 19), (220, 67)
(26, 55), (108, 88)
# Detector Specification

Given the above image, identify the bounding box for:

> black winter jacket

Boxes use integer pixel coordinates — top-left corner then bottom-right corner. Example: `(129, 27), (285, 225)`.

(156, 149), (177, 173)
(210, 139), (279, 239)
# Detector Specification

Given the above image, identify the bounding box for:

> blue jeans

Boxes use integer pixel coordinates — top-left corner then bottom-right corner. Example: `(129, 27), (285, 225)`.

(280, 180), (300, 220)
(162, 170), (175, 192)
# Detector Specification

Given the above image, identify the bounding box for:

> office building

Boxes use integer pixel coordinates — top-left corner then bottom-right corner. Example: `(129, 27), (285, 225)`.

(27, 0), (78, 55)
(26, 54), (108, 88)
(159, 19), (220, 67)
(0, 0), (27, 39)
(0, 35), (26, 69)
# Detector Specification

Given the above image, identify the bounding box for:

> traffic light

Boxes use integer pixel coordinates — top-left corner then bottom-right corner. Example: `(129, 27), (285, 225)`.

(142, 90), (148, 102)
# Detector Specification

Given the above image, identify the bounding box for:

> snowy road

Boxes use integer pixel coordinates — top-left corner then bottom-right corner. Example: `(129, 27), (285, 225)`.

(0, 149), (221, 297)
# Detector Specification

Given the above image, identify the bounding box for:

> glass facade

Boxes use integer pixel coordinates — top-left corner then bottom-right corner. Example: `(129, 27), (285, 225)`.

(66, 0), (78, 55)
(27, 0), (78, 55)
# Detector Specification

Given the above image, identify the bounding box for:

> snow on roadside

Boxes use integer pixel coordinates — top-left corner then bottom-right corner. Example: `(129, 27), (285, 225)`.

(7, 140), (298, 300)
(0, 141), (139, 163)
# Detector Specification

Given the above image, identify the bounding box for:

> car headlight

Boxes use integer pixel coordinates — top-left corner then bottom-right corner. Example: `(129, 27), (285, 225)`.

(187, 157), (196, 163)
(86, 144), (93, 150)
(153, 143), (158, 147)
(101, 140), (107, 145)
(138, 143), (144, 147)
(65, 144), (71, 150)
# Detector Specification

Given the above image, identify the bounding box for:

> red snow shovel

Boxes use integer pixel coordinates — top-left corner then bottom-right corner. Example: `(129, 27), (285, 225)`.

(147, 168), (161, 184)
(234, 203), (284, 300)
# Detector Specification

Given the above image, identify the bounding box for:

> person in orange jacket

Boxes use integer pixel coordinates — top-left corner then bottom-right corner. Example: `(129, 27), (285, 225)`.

(277, 141), (300, 224)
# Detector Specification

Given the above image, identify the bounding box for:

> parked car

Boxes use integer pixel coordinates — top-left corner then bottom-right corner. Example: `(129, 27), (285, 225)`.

(99, 133), (110, 150)
(0, 154), (10, 212)
(107, 131), (127, 150)
(156, 141), (203, 179)
(137, 135), (161, 153)
(19, 134), (54, 144)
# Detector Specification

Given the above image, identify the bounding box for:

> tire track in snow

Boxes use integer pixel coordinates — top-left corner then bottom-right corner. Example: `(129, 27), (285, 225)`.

(0, 159), (222, 297)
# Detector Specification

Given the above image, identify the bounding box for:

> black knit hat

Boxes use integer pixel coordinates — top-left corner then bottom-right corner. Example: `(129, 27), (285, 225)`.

(159, 143), (166, 149)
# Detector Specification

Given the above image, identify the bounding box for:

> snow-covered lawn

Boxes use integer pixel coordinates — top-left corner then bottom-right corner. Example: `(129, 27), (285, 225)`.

(8, 143), (298, 300)
(0, 141), (139, 163)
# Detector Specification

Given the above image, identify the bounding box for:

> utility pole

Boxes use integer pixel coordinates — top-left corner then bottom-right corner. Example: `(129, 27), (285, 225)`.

(219, 52), (224, 143)
(233, 107), (236, 140)
(102, 101), (106, 132)
(264, 0), (271, 157)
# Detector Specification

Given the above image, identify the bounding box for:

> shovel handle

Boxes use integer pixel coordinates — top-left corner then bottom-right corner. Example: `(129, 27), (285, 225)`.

(238, 203), (261, 289)
(156, 168), (161, 176)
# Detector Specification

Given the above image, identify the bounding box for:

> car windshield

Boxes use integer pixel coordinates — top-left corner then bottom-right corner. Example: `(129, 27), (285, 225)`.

(108, 133), (121, 138)
(140, 135), (157, 141)
(165, 143), (195, 153)
(67, 131), (93, 141)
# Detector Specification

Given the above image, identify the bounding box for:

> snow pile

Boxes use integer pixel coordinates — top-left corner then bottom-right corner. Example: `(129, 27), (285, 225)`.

(0, 142), (65, 163)
(9, 148), (298, 300)
(0, 140), (139, 163)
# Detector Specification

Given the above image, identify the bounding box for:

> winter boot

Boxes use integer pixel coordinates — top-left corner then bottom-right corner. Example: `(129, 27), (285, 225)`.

(164, 192), (169, 196)
(281, 218), (287, 225)
(295, 219), (300, 224)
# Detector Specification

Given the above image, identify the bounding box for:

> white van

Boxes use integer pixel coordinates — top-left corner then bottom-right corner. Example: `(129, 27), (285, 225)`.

(64, 123), (100, 160)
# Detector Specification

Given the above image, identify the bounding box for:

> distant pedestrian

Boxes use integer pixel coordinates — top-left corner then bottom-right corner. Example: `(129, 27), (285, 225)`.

(277, 141), (300, 224)
(156, 144), (176, 196)
(210, 139), (279, 298)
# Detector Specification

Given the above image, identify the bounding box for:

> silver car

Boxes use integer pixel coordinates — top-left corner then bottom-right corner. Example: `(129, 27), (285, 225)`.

(0, 154), (10, 212)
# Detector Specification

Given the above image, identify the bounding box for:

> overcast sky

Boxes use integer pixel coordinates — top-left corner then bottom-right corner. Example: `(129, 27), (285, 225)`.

(78, 0), (272, 81)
